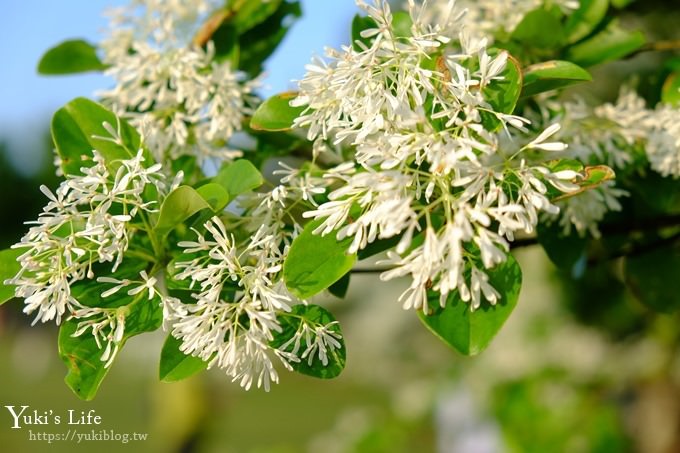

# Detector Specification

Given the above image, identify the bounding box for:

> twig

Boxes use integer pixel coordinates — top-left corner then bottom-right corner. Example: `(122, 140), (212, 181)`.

(349, 214), (680, 274)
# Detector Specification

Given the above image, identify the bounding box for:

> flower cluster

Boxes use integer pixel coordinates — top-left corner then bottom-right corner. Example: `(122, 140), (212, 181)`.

(99, 0), (259, 170)
(165, 215), (340, 391)
(7, 148), (164, 325)
(293, 0), (579, 311)
(537, 87), (680, 236)
(416, 0), (580, 40)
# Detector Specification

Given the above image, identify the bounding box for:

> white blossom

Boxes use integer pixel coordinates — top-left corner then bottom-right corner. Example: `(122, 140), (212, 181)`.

(6, 150), (164, 325)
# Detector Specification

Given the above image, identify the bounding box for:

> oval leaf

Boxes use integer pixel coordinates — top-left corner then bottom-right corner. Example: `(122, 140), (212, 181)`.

(155, 186), (212, 236)
(271, 304), (346, 379)
(522, 60), (592, 98)
(565, 19), (646, 67)
(418, 255), (522, 356)
(213, 159), (264, 199)
(51, 97), (142, 176)
(59, 295), (162, 400)
(284, 220), (357, 300)
(38, 39), (107, 75)
(159, 334), (209, 382)
(250, 92), (305, 131)
(481, 52), (522, 131)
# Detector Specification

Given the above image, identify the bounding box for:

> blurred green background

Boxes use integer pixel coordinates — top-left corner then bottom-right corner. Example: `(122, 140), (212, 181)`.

(2, 1), (680, 452)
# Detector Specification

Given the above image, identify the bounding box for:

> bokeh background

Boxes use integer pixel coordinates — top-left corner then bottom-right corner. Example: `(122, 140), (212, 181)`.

(2, 1), (680, 452)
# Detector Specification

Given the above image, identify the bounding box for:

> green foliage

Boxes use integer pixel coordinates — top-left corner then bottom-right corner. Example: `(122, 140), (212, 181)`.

(418, 255), (522, 356)
(493, 372), (631, 453)
(196, 183), (230, 212)
(213, 159), (264, 199)
(59, 294), (162, 400)
(537, 221), (588, 274)
(0, 248), (22, 304)
(51, 98), (142, 175)
(565, 19), (646, 67)
(237, 1), (302, 76)
(564, 0), (610, 44)
(351, 14), (378, 50)
(159, 334), (209, 382)
(155, 186), (213, 237)
(512, 8), (565, 50)
(481, 53), (523, 130)
(203, 0), (302, 76)
(284, 220), (357, 300)
(521, 60), (592, 97)
(625, 242), (680, 313)
(271, 304), (346, 379)
(37, 39), (106, 75)
(661, 72), (680, 106)
(250, 92), (306, 131)
(328, 272), (351, 299)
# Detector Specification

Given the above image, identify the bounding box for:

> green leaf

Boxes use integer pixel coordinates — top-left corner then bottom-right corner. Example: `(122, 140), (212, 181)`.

(231, 0), (284, 34)
(70, 260), (148, 309)
(59, 295), (162, 400)
(284, 220), (357, 300)
(250, 92), (305, 131)
(564, 0), (609, 44)
(38, 39), (106, 75)
(537, 221), (588, 275)
(565, 19), (646, 67)
(625, 242), (680, 313)
(0, 248), (22, 305)
(159, 335), (208, 382)
(213, 159), (264, 199)
(351, 14), (378, 51)
(271, 304), (346, 379)
(511, 8), (565, 49)
(521, 60), (592, 97)
(611, 0), (635, 8)
(51, 97), (142, 176)
(59, 321), (111, 401)
(553, 165), (616, 201)
(662, 72), (680, 107)
(328, 272), (350, 299)
(481, 53), (522, 130)
(196, 183), (230, 212)
(238, 1), (302, 77)
(418, 255), (522, 355)
(155, 186), (212, 236)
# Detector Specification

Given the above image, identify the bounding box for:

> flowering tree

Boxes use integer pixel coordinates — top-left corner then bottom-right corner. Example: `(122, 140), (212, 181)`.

(1, 0), (678, 401)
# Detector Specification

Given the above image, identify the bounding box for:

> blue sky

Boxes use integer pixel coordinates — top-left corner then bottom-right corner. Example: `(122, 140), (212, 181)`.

(0, 0), (358, 174)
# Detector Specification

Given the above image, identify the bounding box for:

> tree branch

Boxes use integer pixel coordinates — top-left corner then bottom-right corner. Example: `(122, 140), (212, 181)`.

(349, 214), (680, 274)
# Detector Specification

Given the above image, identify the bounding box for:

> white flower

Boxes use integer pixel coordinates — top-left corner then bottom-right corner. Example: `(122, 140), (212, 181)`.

(99, 0), (259, 172)
(7, 149), (164, 325)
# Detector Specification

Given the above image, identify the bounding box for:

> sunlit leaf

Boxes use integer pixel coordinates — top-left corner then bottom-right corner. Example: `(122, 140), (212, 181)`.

(521, 60), (592, 97)
(565, 19), (646, 67)
(250, 92), (305, 131)
(418, 255), (522, 355)
(284, 220), (357, 300)
(159, 334), (208, 382)
(271, 304), (346, 379)
(38, 39), (106, 75)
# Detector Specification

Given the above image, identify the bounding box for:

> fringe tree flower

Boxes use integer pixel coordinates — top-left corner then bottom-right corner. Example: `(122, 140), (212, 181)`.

(99, 0), (260, 170)
(293, 0), (579, 311)
(7, 150), (164, 325)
